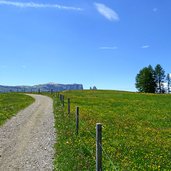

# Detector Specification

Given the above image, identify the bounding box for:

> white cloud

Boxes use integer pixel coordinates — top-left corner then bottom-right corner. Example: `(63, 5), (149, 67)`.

(0, 0), (83, 11)
(141, 45), (150, 49)
(94, 2), (119, 21)
(99, 46), (118, 50)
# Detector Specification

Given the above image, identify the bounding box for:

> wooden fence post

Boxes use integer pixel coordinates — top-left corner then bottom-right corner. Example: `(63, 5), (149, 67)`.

(76, 107), (79, 135)
(68, 98), (70, 114)
(62, 95), (64, 107)
(96, 123), (102, 171)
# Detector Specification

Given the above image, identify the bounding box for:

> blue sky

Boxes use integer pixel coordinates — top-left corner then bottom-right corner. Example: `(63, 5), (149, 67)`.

(0, 0), (171, 91)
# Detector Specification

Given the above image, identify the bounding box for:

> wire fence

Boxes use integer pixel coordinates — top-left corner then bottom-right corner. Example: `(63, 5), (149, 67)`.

(58, 94), (117, 170)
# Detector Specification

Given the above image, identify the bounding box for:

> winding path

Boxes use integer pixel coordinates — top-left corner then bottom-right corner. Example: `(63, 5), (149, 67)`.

(0, 94), (56, 171)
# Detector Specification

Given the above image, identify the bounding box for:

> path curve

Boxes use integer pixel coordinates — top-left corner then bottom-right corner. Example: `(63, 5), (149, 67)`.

(0, 94), (56, 171)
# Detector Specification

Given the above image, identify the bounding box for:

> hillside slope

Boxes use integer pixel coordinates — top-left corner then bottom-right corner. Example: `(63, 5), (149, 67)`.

(53, 90), (171, 170)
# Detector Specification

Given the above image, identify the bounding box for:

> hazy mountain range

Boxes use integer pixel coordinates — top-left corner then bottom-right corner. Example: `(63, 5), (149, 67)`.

(0, 83), (83, 92)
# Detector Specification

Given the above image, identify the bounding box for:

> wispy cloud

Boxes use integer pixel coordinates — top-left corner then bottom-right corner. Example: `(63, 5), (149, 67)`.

(0, 0), (83, 11)
(141, 45), (150, 49)
(99, 46), (118, 50)
(94, 2), (119, 21)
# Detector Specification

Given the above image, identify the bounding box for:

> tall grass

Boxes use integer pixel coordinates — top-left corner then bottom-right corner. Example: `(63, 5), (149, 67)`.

(0, 93), (34, 126)
(53, 90), (171, 170)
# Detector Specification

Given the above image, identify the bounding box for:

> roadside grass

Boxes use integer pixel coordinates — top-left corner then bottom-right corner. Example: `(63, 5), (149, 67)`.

(52, 90), (171, 170)
(0, 93), (34, 126)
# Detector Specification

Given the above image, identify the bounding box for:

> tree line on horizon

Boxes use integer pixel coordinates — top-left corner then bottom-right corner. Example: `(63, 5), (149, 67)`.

(135, 64), (171, 93)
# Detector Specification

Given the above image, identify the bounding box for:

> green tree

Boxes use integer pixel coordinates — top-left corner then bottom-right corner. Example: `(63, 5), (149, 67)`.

(154, 64), (165, 93)
(135, 65), (156, 93)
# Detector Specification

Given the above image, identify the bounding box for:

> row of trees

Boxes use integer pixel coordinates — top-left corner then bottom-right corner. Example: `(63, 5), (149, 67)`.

(135, 64), (171, 93)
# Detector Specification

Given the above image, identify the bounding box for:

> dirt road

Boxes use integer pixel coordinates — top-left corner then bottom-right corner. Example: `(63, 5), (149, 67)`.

(0, 94), (56, 171)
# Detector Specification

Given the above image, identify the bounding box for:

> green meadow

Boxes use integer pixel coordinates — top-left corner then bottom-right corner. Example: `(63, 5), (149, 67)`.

(0, 93), (34, 126)
(53, 90), (171, 170)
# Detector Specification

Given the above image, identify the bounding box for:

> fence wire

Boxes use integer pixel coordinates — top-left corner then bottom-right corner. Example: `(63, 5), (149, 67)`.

(58, 96), (117, 170)
(99, 142), (117, 170)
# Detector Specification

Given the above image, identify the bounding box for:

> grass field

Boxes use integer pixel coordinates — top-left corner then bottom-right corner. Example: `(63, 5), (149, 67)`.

(53, 90), (171, 170)
(0, 93), (34, 126)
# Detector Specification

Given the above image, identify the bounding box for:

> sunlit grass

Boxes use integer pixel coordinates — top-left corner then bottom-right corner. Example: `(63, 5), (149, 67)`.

(0, 93), (34, 126)
(53, 90), (171, 170)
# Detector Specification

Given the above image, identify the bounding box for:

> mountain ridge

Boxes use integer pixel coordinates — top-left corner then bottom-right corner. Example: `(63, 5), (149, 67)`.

(0, 83), (83, 92)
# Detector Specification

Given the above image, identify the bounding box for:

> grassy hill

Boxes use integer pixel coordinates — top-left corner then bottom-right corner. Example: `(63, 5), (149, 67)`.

(53, 90), (171, 170)
(0, 93), (34, 125)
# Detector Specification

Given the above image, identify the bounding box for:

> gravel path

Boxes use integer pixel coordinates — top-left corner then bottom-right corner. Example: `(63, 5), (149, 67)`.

(0, 94), (56, 171)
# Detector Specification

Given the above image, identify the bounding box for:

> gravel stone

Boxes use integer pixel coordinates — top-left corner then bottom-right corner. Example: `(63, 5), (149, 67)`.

(0, 94), (56, 171)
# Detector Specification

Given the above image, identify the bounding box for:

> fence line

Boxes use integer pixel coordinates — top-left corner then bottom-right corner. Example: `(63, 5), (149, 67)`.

(99, 142), (116, 169)
(68, 98), (70, 114)
(58, 94), (116, 170)
(76, 106), (79, 135)
(96, 123), (102, 171)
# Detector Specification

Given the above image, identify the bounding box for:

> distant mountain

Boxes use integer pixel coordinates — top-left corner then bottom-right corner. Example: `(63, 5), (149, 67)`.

(0, 83), (83, 92)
